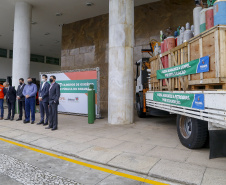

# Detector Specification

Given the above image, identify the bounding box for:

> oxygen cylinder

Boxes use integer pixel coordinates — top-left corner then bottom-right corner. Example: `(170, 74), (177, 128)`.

(180, 27), (185, 44)
(193, 5), (202, 36)
(200, 8), (207, 33)
(206, 7), (214, 30)
(191, 25), (194, 36)
(184, 23), (193, 42)
(214, 0), (226, 26)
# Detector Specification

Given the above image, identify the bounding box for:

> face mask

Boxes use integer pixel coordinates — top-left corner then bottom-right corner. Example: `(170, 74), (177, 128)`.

(19, 82), (23, 85)
(49, 79), (53, 83)
(41, 79), (46, 82)
(28, 81), (32, 85)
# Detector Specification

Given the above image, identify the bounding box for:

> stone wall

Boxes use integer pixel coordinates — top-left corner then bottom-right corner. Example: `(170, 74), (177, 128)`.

(61, 0), (194, 113)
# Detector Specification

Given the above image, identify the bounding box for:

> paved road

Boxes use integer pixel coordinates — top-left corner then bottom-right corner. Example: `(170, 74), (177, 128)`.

(0, 138), (179, 185)
(0, 173), (22, 185)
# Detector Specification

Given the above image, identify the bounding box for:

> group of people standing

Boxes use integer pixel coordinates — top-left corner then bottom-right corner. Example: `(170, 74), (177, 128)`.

(0, 75), (60, 131)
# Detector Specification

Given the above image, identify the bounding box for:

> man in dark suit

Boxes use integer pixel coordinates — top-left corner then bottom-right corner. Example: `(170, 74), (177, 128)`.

(37, 74), (50, 126)
(3, 82), (16, 121)
(16, 78), (26, 121)
(45, 75), (60, 131)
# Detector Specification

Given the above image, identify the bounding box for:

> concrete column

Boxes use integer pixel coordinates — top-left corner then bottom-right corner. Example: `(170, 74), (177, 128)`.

(12, 2), (31, 87)
(108, 0), (134, 124)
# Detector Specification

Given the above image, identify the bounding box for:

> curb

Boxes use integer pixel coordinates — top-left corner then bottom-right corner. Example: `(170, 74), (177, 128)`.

(0, 135), (190, 185)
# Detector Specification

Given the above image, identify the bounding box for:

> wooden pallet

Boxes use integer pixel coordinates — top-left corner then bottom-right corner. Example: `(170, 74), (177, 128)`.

(190, 84), (226, 90)
(149, 25), (226, 91)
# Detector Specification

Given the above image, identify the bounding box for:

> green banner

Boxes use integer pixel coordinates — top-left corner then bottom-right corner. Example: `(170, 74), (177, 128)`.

(57, 79), (97, 93)
(153, 92), (205, 110)
(157, 56), (209, 80)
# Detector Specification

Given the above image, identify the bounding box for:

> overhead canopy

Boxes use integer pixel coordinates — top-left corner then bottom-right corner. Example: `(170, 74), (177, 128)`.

(0, 0), (160, 58)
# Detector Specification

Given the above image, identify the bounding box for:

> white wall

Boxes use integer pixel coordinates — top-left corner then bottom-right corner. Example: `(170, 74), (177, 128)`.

(0, 57), (61, 81)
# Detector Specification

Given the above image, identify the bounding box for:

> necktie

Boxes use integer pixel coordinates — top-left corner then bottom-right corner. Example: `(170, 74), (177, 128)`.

(50, 84), (53, 90)
(42, 82), (45, 90)
(7, 88), (9, 99)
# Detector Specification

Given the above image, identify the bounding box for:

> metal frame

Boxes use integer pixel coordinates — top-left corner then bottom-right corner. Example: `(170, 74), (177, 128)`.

(146, 91), (226, 129)
(39, 67), (101, 118)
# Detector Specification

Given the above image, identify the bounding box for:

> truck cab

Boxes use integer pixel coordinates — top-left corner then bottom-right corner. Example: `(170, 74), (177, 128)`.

(135, 58), (150, 118)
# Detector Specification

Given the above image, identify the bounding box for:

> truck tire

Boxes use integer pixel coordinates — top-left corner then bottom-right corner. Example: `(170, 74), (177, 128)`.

(136, 101), (146, 118)
(176, 115), (208, 149)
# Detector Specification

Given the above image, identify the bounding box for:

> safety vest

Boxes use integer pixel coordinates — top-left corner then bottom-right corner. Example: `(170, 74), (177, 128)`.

(0, 85), (4, 99)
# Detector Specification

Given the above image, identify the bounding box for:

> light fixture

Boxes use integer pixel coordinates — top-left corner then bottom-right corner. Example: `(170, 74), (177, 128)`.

(44, 33), (50, 36)
(86, 2), (94, 6)
(56, 13), (63, 16)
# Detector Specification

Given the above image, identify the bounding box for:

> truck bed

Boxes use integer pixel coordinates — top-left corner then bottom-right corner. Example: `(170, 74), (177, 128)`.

(146, 91), (226, 129)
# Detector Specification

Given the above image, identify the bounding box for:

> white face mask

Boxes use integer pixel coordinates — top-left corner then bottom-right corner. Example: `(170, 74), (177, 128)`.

(41, 79), (46, 82)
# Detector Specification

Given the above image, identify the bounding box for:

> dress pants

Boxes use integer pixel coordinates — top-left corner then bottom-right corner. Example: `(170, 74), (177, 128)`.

(19, 100), (26, 119)
(49, 102), (58, 129)
(7, 100), (15, 119)
(0, 99), (4, 118)
(25, 97), (35, 122)
(39, 101), (49, 123)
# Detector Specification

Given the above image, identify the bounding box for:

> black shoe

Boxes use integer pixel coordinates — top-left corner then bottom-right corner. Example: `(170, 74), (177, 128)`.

(4, 118), (10, 120)
(51, 128), (57, 131)
(23, 120), (30, 124)
(43, 123), (48, 126)
(37, 122), (44, 125)
(45, 126), (52, 129)
(10, 118), (14, 121)
(31, 121), (35, 124)
(16, 118), (22, 121)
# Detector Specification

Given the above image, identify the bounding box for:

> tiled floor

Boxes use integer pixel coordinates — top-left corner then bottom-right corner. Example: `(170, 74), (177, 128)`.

(0, 111), (226, 184)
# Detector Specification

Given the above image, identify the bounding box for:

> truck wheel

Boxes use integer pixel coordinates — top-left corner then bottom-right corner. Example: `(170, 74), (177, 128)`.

(137, 101), (146, 118)
(177, 115), (208, 149)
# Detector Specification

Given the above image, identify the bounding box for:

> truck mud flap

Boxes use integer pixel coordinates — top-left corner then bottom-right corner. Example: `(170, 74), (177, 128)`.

(209, 130), (226, 159)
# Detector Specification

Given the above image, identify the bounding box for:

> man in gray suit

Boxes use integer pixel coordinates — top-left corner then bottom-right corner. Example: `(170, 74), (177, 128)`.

(37, 74), (50, 126)
(45, 75), (60, 131)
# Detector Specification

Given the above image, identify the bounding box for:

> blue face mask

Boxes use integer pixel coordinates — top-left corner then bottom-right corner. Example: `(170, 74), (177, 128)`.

(50, 79), (53, 83)
(28, 81), (32, 85)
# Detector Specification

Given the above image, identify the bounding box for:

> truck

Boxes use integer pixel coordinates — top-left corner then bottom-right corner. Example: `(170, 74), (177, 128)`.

(135, 25), (226, 159)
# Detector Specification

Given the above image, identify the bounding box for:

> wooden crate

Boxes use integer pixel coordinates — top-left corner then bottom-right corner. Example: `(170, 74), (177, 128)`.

(150, 25), (226, 91)
(188, 25), (226, 87)
(150, 43), (188, 91)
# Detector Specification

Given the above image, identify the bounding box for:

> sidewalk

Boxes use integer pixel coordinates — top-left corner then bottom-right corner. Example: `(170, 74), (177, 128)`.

(0, 112), (226, 185)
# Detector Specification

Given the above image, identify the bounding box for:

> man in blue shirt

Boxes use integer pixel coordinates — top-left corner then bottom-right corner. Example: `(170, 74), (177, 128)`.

(23, 77), (37, 124)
